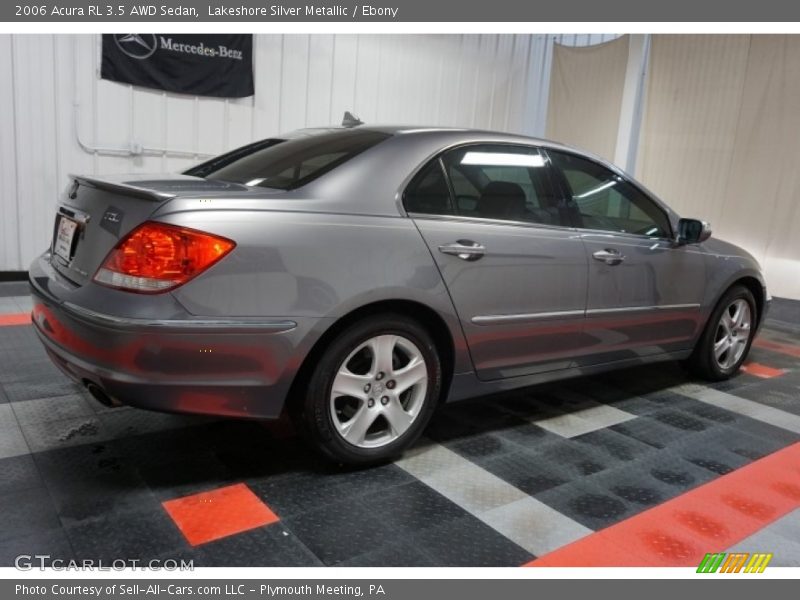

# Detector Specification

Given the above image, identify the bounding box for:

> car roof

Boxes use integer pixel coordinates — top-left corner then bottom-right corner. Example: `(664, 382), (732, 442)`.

(279, 124), (569, 151)
(282, 125), (609, 177)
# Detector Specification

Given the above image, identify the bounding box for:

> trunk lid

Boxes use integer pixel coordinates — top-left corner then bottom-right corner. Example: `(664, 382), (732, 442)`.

(50, 174), (249, 287)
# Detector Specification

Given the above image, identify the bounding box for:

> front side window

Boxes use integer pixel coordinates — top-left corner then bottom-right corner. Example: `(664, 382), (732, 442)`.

(188, 129), (390, 190)
(548, 150), (671, 238)
(441, 145), (565, 226)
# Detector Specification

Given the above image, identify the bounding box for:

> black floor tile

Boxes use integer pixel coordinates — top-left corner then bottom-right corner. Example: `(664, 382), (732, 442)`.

(64, 508), (186, 562)
(533, 439), (616, 479)
(196, 524), (322, 567)
(335, 539), (438, 567)
(481, 451), (569, 495)
(283, 498), (397, 565)
(0, 454), (42, 495)
(0, 528), (74, 567)
(251, 463), (413, 519)
(583, 460), (690, 511)
(138, 453), (237, 502)
(409, 515), (534, 566)
(634, 453), (720, 493)
(733, 381), (800, 417)
(535, 479), (639, 532)
(609, 415), (703, 450)
(0, 486), (62, 543)
(446, 432), (519, 465)
(490, 420), (563, 449)
(571, 428), (658, 464)
(361, 481), (467, 533)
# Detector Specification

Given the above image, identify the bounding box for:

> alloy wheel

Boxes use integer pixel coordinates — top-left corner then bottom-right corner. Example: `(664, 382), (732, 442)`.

(329, 334), (428, 448)
(713, 298), (752, 370)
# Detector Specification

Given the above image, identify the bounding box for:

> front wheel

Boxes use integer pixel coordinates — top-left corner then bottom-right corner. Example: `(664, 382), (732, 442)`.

(299, 314), (442, 465)
(688, 285), (757, 380)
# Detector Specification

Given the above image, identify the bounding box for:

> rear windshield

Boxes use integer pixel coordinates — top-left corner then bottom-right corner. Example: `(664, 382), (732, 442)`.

(185, 129), (390, 190)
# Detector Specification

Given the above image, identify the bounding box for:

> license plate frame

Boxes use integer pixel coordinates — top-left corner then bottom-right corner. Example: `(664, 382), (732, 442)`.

(53, 215), (79, 263)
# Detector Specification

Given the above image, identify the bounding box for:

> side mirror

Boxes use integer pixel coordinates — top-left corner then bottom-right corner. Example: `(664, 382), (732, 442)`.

(676, 218), (712, 245)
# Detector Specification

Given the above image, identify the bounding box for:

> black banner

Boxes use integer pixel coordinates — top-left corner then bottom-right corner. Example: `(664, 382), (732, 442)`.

(101, 34), (254, 98)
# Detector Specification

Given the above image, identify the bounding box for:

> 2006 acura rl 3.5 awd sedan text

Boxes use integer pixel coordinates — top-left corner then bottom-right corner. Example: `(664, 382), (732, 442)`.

(29, 124), (769, 464)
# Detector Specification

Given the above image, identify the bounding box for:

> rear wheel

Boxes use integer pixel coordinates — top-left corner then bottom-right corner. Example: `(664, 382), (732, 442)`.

(299, 314), (441, 465)
(688, 285), (757, 380)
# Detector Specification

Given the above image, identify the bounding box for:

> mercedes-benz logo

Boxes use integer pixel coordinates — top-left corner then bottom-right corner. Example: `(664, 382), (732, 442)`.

(114, 34), (158, 60)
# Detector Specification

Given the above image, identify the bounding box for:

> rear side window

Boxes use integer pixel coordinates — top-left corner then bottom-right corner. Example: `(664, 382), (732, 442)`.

(442, 145), (565, 226)
(193, 130), (390, 190)
(403, 160), (453, 215)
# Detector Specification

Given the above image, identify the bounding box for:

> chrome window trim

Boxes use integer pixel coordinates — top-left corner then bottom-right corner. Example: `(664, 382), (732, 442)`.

(576, 228), (675, 244)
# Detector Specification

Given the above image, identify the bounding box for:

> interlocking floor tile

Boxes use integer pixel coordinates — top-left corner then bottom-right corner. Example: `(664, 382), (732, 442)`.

(163, 483), (279, 546)
(479, 494), (592, 555)
(0, 405), (30, 459)
(481, 451), (570, 495)
(0, 486), (62, 543)
(65, 508), (186, 561)
(18, 415), (113, 454)
(408, 514), (534, 567)
(535, 478), (640, 532)
(283, 497), (396, 565)
(335, 539), (439, 567)
(362, 480), (467, 533)
(1, 277), (799, 567)
(251, 463), (413, 518)
(0, 454), (41, 495)
(0, 528), (74, 567)
(196, 523), (321, 567)
(11, 393), (96, 425)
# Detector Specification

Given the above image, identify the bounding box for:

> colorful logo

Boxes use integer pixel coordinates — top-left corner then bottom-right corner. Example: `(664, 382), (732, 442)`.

(697, 552), (773, 573)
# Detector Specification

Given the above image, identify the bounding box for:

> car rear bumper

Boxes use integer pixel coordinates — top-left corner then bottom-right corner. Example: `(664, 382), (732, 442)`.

(29, 253), (321, 419)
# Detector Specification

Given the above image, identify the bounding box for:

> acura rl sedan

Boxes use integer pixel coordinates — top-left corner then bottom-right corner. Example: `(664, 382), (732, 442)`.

(29, 124), (769, 463)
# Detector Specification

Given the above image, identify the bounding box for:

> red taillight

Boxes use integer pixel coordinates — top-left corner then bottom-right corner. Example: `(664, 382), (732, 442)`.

(93, 222), (235, 293)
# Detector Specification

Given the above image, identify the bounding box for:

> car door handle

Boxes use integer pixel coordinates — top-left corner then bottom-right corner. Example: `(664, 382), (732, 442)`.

(438, 240), (486, 261)
(592, 248), (626, 265)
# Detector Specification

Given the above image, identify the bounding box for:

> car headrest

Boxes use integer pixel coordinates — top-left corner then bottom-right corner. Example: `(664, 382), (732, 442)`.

(477, 181), (526, 220)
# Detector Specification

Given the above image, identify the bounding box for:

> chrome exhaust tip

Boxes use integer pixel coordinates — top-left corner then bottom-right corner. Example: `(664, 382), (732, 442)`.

(84, 381), (122, 408)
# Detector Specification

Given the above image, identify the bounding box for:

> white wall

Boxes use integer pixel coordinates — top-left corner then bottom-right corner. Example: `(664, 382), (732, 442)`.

(0, 33), (618, 273)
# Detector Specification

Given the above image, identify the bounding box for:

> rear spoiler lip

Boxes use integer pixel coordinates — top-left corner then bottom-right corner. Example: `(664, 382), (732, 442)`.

(69, 174), (176, 202)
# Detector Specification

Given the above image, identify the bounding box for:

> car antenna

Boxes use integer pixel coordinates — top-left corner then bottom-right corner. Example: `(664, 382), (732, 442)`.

(342, 111), (363, 128)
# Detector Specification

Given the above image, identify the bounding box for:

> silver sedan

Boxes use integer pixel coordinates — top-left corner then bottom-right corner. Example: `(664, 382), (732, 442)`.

(30, 125), (769, 464)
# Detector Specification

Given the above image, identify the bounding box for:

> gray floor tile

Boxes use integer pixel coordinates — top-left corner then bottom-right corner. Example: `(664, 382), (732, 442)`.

(11, 393), (96, 426)
(0, 404), (30, 459)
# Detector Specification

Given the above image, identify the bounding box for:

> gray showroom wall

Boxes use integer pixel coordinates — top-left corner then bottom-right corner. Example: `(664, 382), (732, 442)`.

(0, 33), (618, 275)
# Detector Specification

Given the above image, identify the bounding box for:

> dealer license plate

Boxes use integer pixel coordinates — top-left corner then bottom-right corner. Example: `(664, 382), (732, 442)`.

(54, 216), (78, 263)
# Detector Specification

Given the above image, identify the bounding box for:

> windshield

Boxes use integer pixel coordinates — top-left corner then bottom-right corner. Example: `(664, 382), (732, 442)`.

(185, 129), (391, 190)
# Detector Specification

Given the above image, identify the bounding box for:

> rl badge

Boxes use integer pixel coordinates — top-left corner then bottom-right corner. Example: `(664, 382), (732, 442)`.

(696, 552), (773, 573)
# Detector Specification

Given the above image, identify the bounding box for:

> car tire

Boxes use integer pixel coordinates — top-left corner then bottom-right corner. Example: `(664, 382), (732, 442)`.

(299, 313), (442, 465)
(687, 284), (757, 381)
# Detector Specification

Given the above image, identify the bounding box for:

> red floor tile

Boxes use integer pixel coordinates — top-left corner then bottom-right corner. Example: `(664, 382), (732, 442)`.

(753, 338), (800, 359)
(525, 442), (800, 567)
(740, 362), (787, 379)
(163, 483), (279, 546)
(0, 312), (30, 327)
